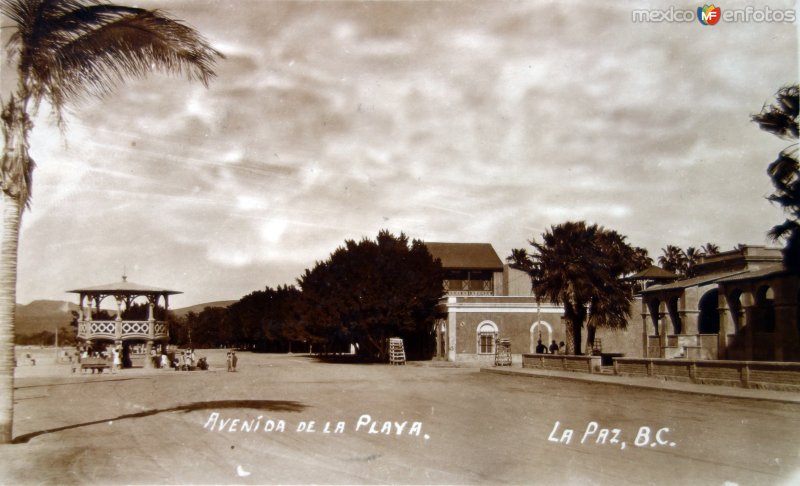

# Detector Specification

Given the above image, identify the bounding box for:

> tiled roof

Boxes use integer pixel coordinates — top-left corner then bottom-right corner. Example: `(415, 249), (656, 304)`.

(425, 242), (504, 270)
(642, 270), (747, 292)
(715, 264), (787, 283)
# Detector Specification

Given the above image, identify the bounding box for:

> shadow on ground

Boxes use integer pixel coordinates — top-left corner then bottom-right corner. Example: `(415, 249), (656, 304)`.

(12, 399), (306, 444)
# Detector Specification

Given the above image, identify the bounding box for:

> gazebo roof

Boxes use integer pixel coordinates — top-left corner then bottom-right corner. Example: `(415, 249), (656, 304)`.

(67, 277), (182, 296)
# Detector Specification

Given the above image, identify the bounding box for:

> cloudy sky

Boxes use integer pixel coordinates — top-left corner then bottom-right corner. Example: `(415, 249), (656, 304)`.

(3, 0), (798, 308)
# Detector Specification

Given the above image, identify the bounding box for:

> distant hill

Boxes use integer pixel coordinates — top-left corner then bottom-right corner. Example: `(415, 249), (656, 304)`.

(162, 300), (238, 318)
(15, 299), (237, 337)
(15, 300), (79, 336)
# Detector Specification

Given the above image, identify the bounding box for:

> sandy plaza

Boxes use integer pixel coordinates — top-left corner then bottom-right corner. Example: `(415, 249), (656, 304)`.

(2, 347), (799, 485)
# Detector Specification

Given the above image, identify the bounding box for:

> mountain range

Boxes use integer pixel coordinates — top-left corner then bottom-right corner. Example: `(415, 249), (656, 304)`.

(14, 299), (237, 336)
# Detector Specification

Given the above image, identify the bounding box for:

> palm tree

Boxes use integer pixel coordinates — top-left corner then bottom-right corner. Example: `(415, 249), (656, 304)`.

(0, 0), (222, 443)
(512, 221), (645, 355)
(658, 245), (687, 276)
(752, 85), (800, 273)
(684, 246), (705, 278)
(701, 243), (720, 255)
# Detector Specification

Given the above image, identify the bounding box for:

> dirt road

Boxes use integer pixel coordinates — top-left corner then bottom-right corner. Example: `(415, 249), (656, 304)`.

(2, 351), (799, 484)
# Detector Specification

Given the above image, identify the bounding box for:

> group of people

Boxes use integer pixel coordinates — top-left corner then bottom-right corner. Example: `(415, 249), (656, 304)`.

(535, 339), (566, 355)
(226, 350), (238, 372)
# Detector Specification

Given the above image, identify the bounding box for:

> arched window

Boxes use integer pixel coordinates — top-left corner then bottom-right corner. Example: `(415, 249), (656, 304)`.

(477, 321), (498, 354)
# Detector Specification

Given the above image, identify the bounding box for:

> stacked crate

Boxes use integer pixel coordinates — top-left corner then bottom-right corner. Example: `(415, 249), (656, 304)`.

(388, 337), (406, 365)
(495, 339), (512, 366)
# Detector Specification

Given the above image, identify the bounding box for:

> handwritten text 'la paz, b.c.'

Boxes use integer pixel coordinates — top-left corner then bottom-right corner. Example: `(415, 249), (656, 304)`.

(548, 421), (676, 451)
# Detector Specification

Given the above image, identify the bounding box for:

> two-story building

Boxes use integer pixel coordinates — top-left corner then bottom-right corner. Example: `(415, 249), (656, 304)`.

(426, 242), (565, 364)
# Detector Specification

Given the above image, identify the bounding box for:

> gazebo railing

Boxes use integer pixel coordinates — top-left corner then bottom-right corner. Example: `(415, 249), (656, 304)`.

(77, 320), (169, 341)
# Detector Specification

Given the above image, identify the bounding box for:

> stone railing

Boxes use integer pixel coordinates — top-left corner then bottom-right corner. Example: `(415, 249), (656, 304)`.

(613, 357), (800, 391)
(522, 354), (602, 373)
(77, 320), (169, 342)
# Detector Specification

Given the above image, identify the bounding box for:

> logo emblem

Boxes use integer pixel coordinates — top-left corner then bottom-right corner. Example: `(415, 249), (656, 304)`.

(698, 4), (721, 25)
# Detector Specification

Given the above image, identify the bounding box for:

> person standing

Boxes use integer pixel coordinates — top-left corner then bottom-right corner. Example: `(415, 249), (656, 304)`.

(112, 347), (121, 373)
(226, 351), (233, 372)
(549, 340), (559, 354)
(231, 351), (238, 372)
(535, 339), (547, 354)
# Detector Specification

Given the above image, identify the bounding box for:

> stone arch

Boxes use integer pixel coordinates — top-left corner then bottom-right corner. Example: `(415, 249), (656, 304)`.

(754, 285), (776, 332)
(727, 289), (745, 333)
(647, 297), (662, 335)
(530, 321), (553, 352)
(476, 320), (498, 354)
(698, 288), (720, 334)
(667, 296), (682, 334)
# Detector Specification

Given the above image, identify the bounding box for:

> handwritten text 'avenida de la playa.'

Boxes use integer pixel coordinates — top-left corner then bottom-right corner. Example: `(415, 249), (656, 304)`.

(203, 413), (429, 439)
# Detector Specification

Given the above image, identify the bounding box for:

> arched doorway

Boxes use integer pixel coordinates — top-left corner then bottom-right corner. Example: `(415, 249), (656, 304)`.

(754, 285), (776, 332)
(647, 298), (661, 335)
(728, 289), (744, 333)
(530, 321), (553, 352)
(698, 289), (720, 334)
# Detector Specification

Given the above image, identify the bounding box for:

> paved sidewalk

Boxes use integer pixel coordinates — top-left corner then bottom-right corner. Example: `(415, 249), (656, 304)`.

(481, 366), (800, 404)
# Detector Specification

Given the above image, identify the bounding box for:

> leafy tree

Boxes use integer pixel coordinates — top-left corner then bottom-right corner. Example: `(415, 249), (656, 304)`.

(752, 85), (800, 272)
(190, 306), (228, 348)
(0, 0), (221, 442)
(225, 285), (306, 352)
(509, 221), (647, 355)
(121, 302), (167, 321)
(298, 230), (444, 361)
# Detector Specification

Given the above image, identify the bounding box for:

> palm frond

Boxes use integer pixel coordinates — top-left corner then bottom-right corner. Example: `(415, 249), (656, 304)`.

(752, 85), (800, 140)
(3, 0), (223, 122)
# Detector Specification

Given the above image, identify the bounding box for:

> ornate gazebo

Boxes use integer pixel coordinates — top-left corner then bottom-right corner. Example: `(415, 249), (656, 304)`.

(68, 276), (181, 367)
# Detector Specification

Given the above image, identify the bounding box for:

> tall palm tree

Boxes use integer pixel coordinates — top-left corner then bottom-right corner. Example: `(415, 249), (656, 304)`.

(658, 245), (687, 276)
(684, 246), (705, 278)
(701, 242), (720, 255)
(752, 85), (800, 273)
(0, 0), (222, 443)
(512, 221), (644, 355)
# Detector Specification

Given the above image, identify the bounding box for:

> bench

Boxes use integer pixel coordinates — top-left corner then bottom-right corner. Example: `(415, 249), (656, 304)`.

(80, 357), (111, 373)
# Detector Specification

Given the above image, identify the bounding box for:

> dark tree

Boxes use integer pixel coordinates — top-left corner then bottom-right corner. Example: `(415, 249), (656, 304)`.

(510, 222), (647, 355)
(225, 285), (306, 352)
(658, 245), (687, 276)
(298, 230), (444, 361)
(752, 85), (800, 273)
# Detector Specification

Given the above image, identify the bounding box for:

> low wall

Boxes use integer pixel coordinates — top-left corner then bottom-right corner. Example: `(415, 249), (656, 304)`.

(522, 354), (602, 373)
(614, 358), (800, 391)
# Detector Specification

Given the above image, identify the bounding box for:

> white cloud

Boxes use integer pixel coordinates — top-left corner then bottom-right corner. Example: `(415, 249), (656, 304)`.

(12, 0), (798, 307)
